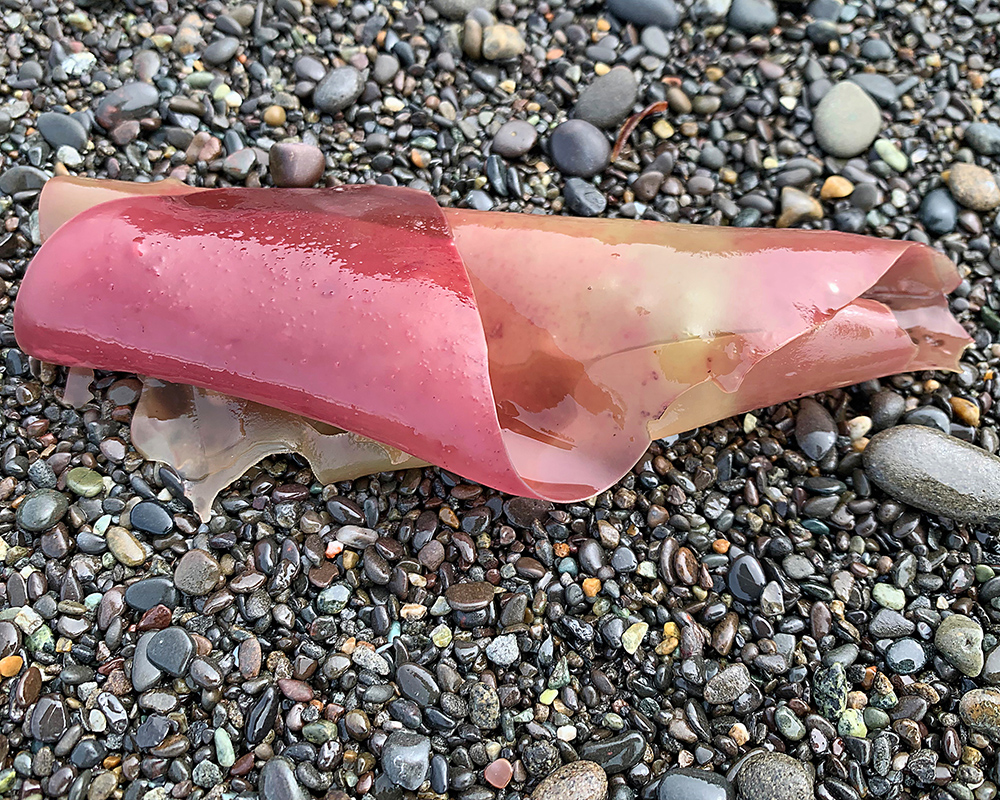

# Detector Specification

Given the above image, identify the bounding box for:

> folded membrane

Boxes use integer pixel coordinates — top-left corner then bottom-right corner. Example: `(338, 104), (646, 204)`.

(16, 177), (971, 509)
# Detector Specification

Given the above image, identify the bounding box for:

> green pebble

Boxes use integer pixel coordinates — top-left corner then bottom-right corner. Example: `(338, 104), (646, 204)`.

(874, 139), (908, 172)
(430, 624), (453, 647)
(557, 557), (577, 575)
(302, 720), (339, 743)
(186, 71), (215, 88)
(26, 624), (54, 654)
(548, 657), (571, 689)
(864, 707), (890, 730)
(316, 584), (351, 614)
(66, 467), (104, 497)
(870, 689), (898, 710)
(603, 712), (625, 731)
(592, 598), (611, 616)
(0, 769), (14, 794)
(873, 583), (906, 610)
(539, 688), (558, 705)
(637, 561), (657, 579)
(977, 565), (996, 583)
(838, 708), (867, 738)
(775, 705), (806, 741)
(215, 728), (235, 768)
(622, 622), (648, 655)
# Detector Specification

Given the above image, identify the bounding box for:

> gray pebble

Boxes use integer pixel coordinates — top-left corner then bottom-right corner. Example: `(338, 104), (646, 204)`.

(313, 66), (365, 115)
(812, 82), (881, 158)
(549, 119), (610, 177)
(574, 67), (638, 129)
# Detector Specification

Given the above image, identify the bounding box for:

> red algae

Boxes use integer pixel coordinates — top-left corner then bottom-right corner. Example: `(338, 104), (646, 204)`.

(16, 176), (971, 514)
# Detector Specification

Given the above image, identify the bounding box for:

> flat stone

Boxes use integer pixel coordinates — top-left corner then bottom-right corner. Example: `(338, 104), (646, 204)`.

(129, 500), (173, 535)
(574, 67), (638, 129)
(728, 554), (765, 602)
(173, 549), (222, 596)
(964, 122), (1000, 156)
(919, 188), (958, 235)
(146, 628), (195, 677)
(658, 768), (734, 800)
(705, 664), (751, 704)
(258, 758), (307, 800)
(492, 120), (538, 158)
(549, 120), (610, 177)
(735, 752), (813, 800)
(445, 581), (495, 611)
(812, 81), (881, 158)
(532, 761), (608, 800)
(864, 425), (1000, 523)
(17, 489), (68, 532)
(0, 166), (48, 194)
(202, 36), (240, 65)
(396, 663), (440, 706)
(795, 399), (837, 460)
(485, 634), (520, 666)
(563, 178), (607, 216)
(36, 112), (88, 151)
(382, 732), (431, 790)
(95, 82), (160, 129)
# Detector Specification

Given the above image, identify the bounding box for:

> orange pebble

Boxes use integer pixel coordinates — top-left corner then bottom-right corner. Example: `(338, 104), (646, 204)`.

(0, 655), (23, 677)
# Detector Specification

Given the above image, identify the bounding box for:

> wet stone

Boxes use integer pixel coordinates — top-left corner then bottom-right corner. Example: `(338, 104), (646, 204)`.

(313, 67), (365, 115)
(657, 768), (734, 800)
(66, 467), (103, 497)
(173, 549), (222, 596)
(95, 82), (160, 129)
(919, 188), (959, 236)
(795, 399), (837, 460)
(884, 638), (927, 674)
(259, 757), (307, 800)
(947, 162), (1000, 211)
(728, 554), (765, 602)
(468, 682), (500, 729)
(577, 731), (645, 774)
(813, 662), (847, 719)
(964, 122), (1000, 156)
(36, 112), (88, 151)
(129, 500), (173, 535)
(530, 760), (608, 800)
(29, 695), (68, 742)
(486, 634), (520, 666)
(17, 489), (68, 532)
(381, 732), (430, 790)
(202, 36), (240, 65)
(864, 425), (1000, 523)
(705, 664), (751, 704)
(269, 143), (325, 188)
(145, 628), (194, 677)
(132, 631), (164, 692)
(727, 0), (777, 33)
(564, 178), (607, 217)
(106, 526), (146, 567)
(445, 581), (494, 611)
(125, 577), (179, 611)
(396, 663), (440, 706)
(606, 0), (680, 29)
(812, 82), (881, 158)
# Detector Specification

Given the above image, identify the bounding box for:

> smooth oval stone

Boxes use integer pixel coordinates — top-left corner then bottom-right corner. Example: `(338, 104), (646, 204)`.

(129, 500), (173, 535)
(657, 768), (733, 800)
(919, 188), (958, 236)
(145, 628), (195, 677)
(548, 120), (610, 178)
(727, 0), (777, 34)
(492, 120), (538, 158)
(313, 66), (364, 114)
(728, 554), (765, 602)
(884, 638), (927, 674)
(259, 757), (307, 800)
(935, 614), (984, 677)
(864, 425), (1000, 523)
(66, 467), (104, 497)
(704, 663), (751, 704)
(17, 489), (68, 532)
(132, 631), (164, 692)
(812, 81), (881, 158)
(125, 577), (179, 611)
(965, 122), (1000, 156)
(0, 166), (48, 194)
(246, 686), (280, 745)
(396, 663), (440, 706)
(29, 695), (68, 742)
(36, 112), (88, 151)
(381, 732), (431, 790)
(445, 582), (495, 611)
(735, 752), (813, 800)
(795, 399), (837, 460)
(202, 37), (240, 65)
(95, 82), (160, 129)
(574, 67), (638, 129)
(530, 760), (608, 800)
(576, 731), (645, 774)
(269, 143), (325, 188)
(468, 682), (500, 730)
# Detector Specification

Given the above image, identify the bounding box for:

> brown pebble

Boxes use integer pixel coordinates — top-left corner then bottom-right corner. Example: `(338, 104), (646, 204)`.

(948, 162), (1000, 211)
(263, 105), (287, 127)
(269, 142), (326, 188)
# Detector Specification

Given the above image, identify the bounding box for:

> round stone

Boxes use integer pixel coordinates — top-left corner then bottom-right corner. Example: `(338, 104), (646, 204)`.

(704, 663), (751, 704)
(381, 732), (431, 790)
(884, 638), (928, 674)
(864, 425), (1000, 523)
(129, 500), (173, 535)
(964, 122), (1000, 156)
(66, 467), (104, 497)
(17, 489), (68, 532)
(574, 67), (638, 129)
(947, 162), (1000, 211)
(202, 36), (240, 65)
(657, 768), (734, 800)
(481, 24), (525, 60)
(549, 120), (611, 178)
(728, 554), (765, 602)
(735, 752), (813, 800)
(445, 581), (495, 611)
(106, 526), (147, 567)
(269, 142), (326, 188)
(727, 0), (777, 34)
(492, 120), (538, 158)
(258, 758), (307, 800)
(173, 549), (222, 596)
(919, 188), (959, 235)
(530, 760), (608, 800)
(812, 81), (882, 158)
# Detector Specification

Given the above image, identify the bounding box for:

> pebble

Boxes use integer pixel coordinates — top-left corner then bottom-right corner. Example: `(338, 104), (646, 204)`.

(574, 67), (638, 129)
(812, 82), (882, 158)
(884, 638), (928, 673)
(728, 554), (765, 602)
(36, 112), (88, 151)
(95, 82), (160, 129)
(658, 768), (734, 800)
(864, 425), (1000, 523)
(531, 761), (608, 800)
(258, 758), (307, 800)
(313, 66), (364, 115)
(381, 732), (431, 790)
(269, 143), (325, 187)
(727, 0), (777, 34)
(17, 489), (68, 532)
(482, 25), (525, 60)
(564, 178), (608, 217)
(202, 36), (239, 65)
(66, 467), (103, 497)
(794, 399), (837, 460)
(173, 549), (222, 596)
(705, 664), (751, 704)
(432, 0), (496, 20)
(935, 614), (984, 677)
(964, 122), (1000, 156)
(734, 753), (813, 800)
(549, 120), (610, 177)
(106, 526), (146, 567)
(606, 0), (680, 29)
(919, 188), (959, 235)
(492, 120), (538, 157)
(486, 634), (520, 666)
(947, 162), (1000, 211)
